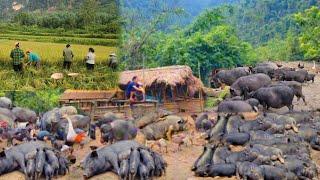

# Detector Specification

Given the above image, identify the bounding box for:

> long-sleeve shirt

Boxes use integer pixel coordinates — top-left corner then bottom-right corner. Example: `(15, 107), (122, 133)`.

(28, 52), (40, 62)
(10, 48), (25, 65)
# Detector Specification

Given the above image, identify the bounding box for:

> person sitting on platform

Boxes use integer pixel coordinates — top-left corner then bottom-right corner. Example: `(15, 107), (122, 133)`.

(125, 76), (145, 103)
(135, 82), (145, 101)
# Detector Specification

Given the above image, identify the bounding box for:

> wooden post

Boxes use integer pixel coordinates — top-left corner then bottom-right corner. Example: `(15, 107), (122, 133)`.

(200, 89), (204, 112)
(90, 101), (96, 122)
(172, 87), (176, 102)
(162, 86), (166, 103)
(87, 101), (96, 137)
(198, 60), (201, 81)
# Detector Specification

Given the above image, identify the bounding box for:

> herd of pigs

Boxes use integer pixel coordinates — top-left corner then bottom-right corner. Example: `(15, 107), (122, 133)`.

(0, 61), (319, 180)
(0, 96), (183, 179)
(192, 62), (320, 179)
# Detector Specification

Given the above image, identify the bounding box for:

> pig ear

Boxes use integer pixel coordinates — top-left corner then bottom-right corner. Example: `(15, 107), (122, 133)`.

(90, 151), (98, 158)
(177, 119), (184, 124)
(0, 149), (6, 158)
(90, 146), (98, 151)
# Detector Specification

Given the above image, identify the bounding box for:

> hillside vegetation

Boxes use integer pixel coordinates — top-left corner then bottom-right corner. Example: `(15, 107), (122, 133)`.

(0, 0), (119, 32)
(120, 0), (320, 84)
(0, 0), (120, 46)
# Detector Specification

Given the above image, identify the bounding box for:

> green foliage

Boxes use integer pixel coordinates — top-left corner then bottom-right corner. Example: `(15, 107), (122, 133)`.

(161, 24), (253, 74)
(1, 0), (120, 34)
(254, 5), (319, 62)
(120, 0), (320, 86)
(130, 9), (256, 83)
(255, 36), (291, 61)
(227, 0), (320, 45)
(294, 6), (320, 59)
(0, 33), (118, 46)
(205, 97), (221, 108)
(3, 89), (62, 113)
(205, 86), (230, 108)
(120, 0), (183, 69)
(0, 39), (118, 91)
(184, 8), (226, 35)
(0, 62), (119, 91)
(79, 0), (98, 27)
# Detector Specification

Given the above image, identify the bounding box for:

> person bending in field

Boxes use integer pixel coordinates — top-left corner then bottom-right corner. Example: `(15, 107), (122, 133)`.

(10, 42), (25, 72)
(26, 50), (40, 69)
(125, 76), (145, 104)
(85, 47), (95, 70)
(107, 53), (118, 70)
(63, 44), (74, 70)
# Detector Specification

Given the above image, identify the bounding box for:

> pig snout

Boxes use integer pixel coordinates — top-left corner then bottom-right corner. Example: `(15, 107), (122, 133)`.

(83, 169), (93, 179)
(83, 174), (89, 180)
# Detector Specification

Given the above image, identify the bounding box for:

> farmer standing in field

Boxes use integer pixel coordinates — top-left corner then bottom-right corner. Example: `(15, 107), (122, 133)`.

(26, 50), (40, 69)
(10, 42), (25, 72)
(85, 47), (95, 70)
(63, 44), (74, 70)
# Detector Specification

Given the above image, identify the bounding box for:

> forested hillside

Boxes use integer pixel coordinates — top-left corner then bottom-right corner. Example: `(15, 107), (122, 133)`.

(228, 0), (320, 45)
(0, 0), (118, 15)
(122, 0), (237, 26)
(0, 0), (119, 33)
(120, 0), (320, 84)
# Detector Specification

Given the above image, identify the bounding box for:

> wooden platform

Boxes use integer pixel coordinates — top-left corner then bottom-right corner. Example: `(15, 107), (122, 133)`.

(59, 90), (204, 120)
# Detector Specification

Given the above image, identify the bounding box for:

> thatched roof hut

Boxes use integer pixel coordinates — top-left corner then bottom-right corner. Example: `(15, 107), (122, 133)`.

(119, 65), (203, 98)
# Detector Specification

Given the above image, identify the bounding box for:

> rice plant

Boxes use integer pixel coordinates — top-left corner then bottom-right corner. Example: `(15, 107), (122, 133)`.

(0, 40), (119, 90)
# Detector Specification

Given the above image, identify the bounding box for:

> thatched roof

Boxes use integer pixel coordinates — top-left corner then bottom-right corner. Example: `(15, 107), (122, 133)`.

(119, 66), (203, 95)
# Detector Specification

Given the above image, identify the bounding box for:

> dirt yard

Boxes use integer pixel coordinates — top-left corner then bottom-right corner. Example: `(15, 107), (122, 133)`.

(1, 61), (319, 180)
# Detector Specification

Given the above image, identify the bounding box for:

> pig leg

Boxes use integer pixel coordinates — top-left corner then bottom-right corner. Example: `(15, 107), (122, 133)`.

(107, 155), (120, 174)
(287, 105), (294, 112)
(14, 153), (28, 177)
(302, 95), (307, 105)
(311, 136), (320, 151)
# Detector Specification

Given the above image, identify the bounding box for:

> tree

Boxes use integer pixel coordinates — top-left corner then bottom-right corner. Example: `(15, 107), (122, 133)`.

(133, 8), (255, 83)
(120, 0), (184, 69)
(294, 6), (320, 59)
(155, 24), (254, 83)
(78, 0), (98, 27)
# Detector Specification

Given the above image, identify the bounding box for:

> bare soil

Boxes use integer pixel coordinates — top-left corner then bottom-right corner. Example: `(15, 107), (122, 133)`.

(1, 61), (319, 180)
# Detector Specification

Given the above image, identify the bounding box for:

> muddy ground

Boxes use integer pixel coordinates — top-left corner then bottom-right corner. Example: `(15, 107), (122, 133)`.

(1, 61), (320, 180)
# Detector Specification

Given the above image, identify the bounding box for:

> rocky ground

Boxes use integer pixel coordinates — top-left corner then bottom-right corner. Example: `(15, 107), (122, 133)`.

(1, 61), (319, 180)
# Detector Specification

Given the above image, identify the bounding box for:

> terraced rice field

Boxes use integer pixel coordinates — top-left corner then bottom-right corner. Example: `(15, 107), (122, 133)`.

(0, 40), (118, 90)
